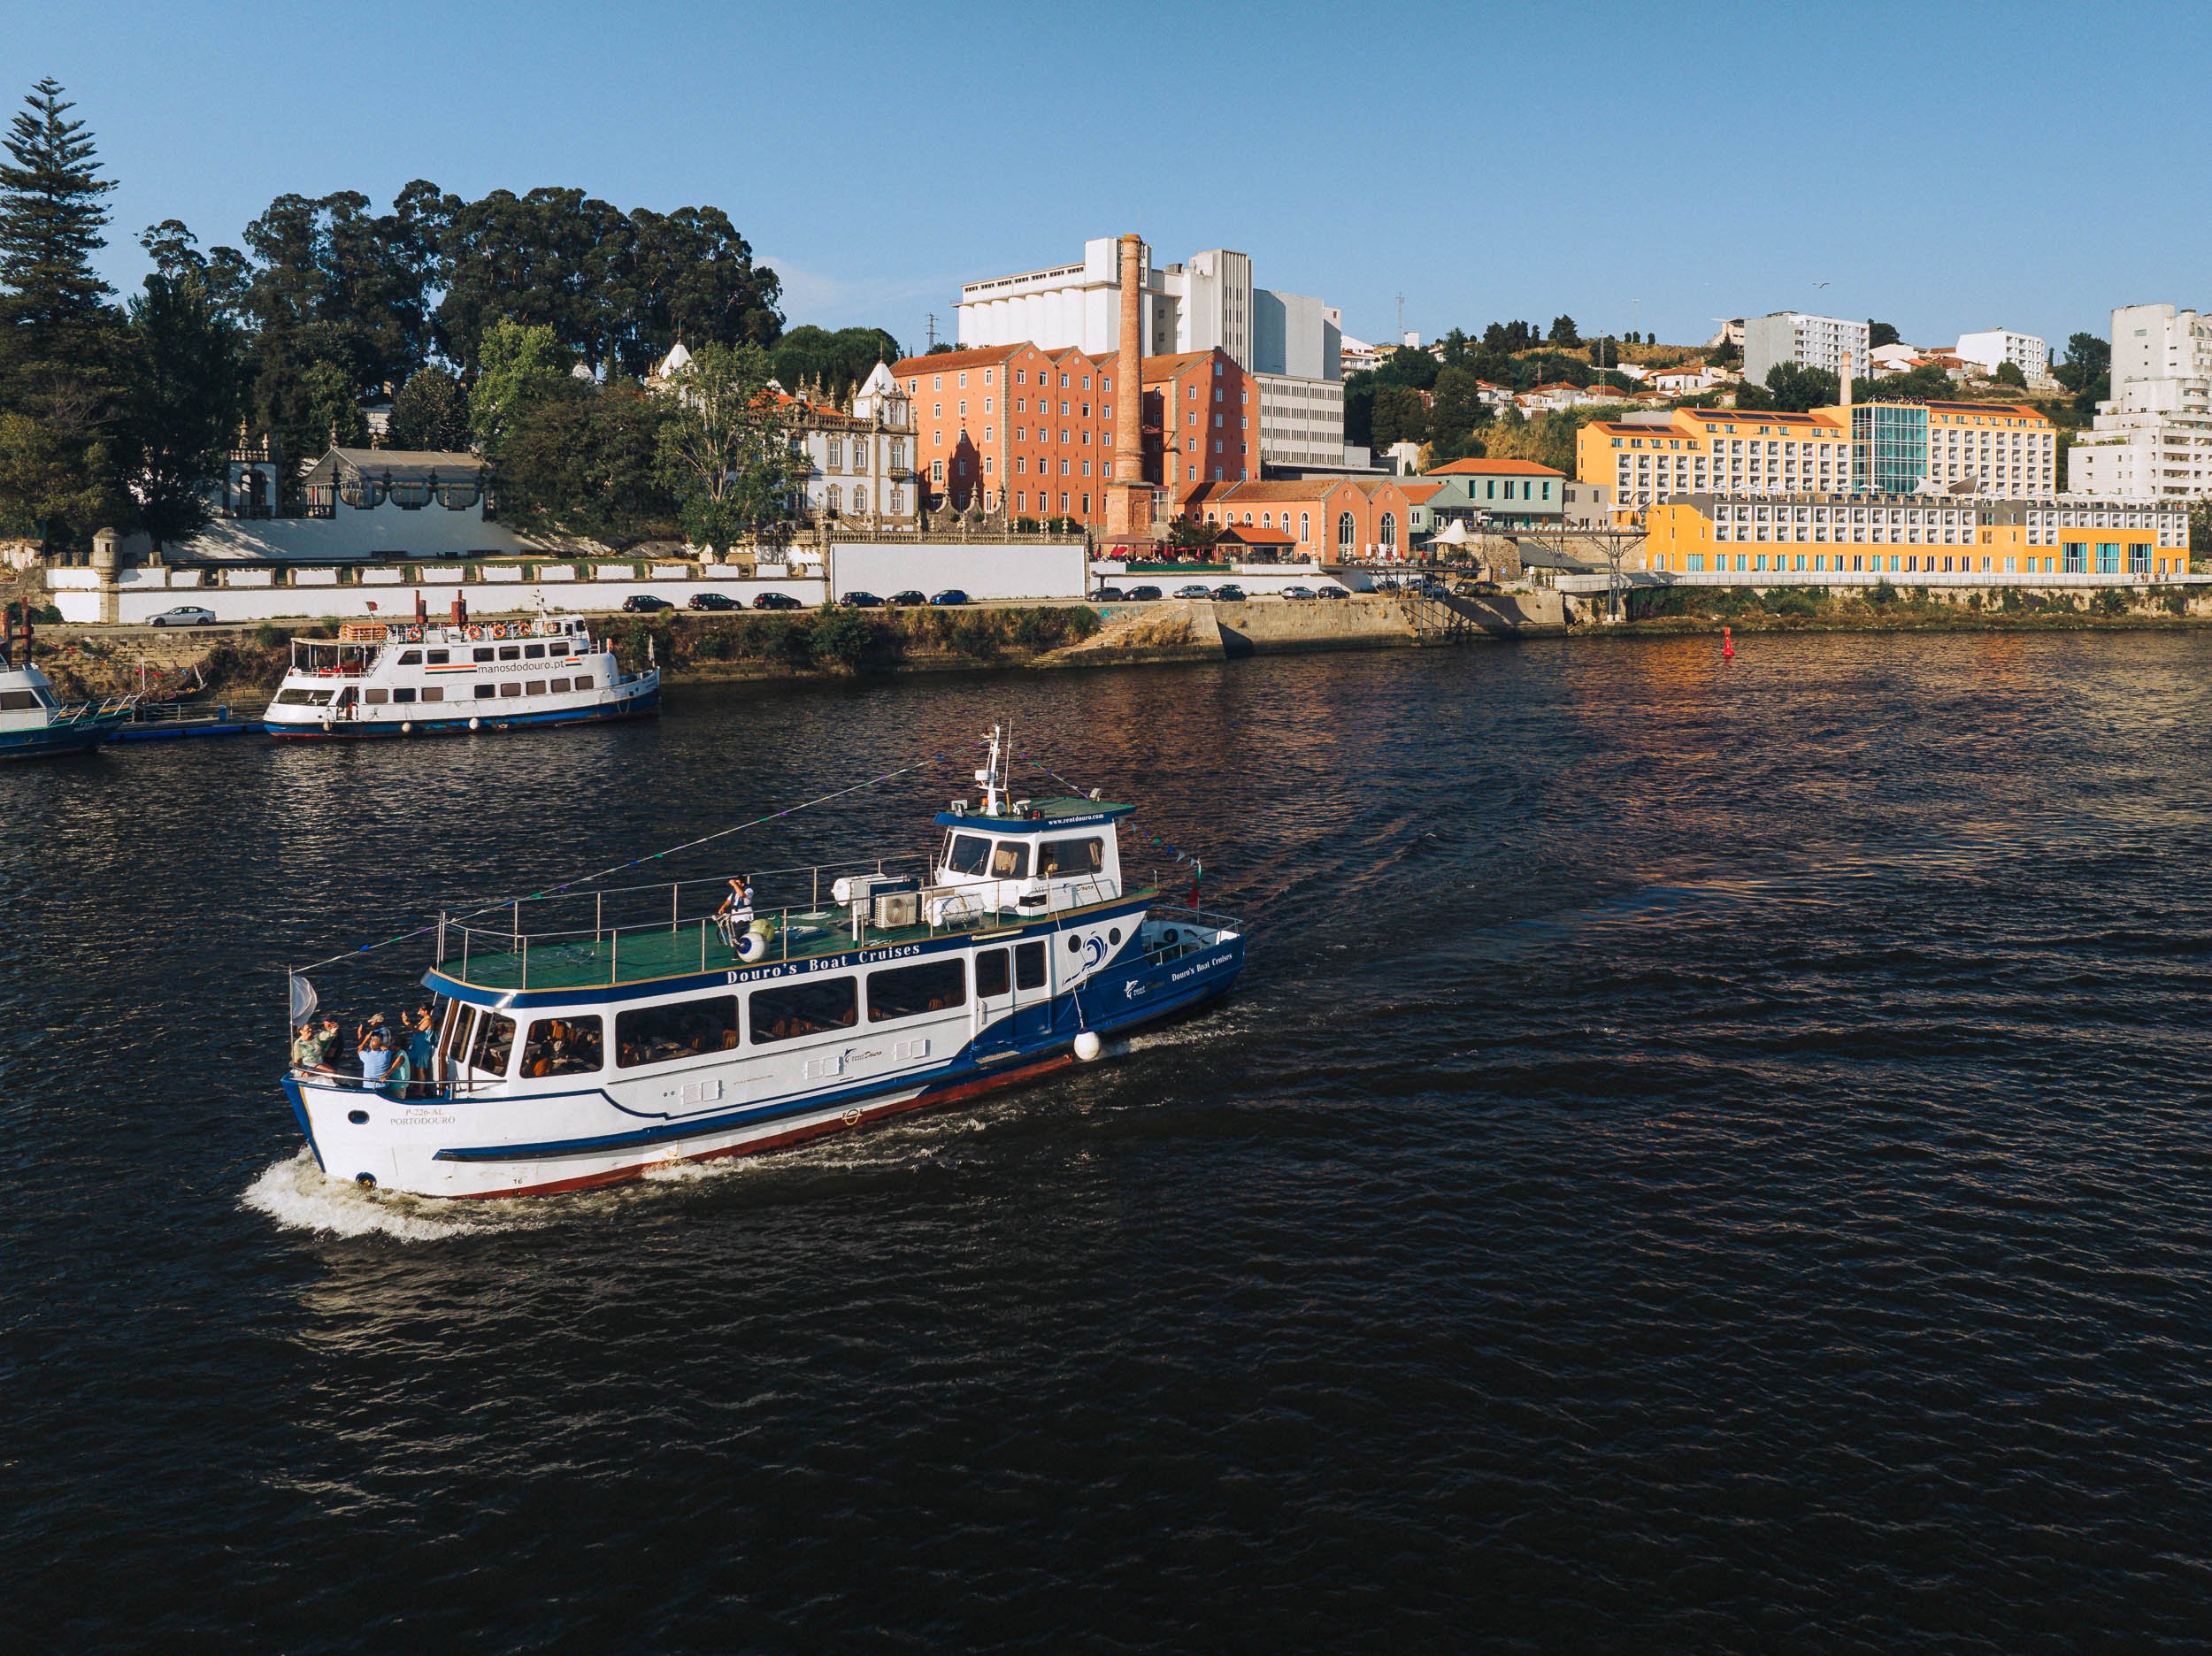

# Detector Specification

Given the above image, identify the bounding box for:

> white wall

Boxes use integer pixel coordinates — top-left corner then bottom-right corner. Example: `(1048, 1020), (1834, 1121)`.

(50, 575), (825, 626)
(829, 541), (1088, 602)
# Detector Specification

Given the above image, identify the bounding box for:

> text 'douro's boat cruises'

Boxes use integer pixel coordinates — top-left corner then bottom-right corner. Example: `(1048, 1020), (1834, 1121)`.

(0, 607), (134, 760)
(281, 727), (1246, 1197)
(263, 614), (657, 738)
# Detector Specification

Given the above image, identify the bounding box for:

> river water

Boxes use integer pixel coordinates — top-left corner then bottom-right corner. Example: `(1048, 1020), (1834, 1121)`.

(7, 632), (2212, 1652)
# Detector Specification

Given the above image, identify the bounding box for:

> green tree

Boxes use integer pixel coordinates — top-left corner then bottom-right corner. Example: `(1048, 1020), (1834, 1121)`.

(1549, 314), (1581, 348)
(654, 341), (808, 553)
(500, 380), (678, 543)
(116, 270), (245, 548)
(2054, 332), (2110, 418)
(1166, 516), (1219, 550)
(769, 326), (902, 400)
(470, 318), (573, 456)
(1869, 319), (1901, 349)
(298, 359), (367, 450)
(1883, 363), (1957, 402)
(1763, 361), (1839, 411)
(1371, 383), (1429, 449)
(387, 364), (471, 450)
(1342, 370), (1376, 448)
(1993, 359), (2026, 388)
(1427, 366), (1486, 464)
(0, 77), (130, 549)
(1376, 346), (1438, 390)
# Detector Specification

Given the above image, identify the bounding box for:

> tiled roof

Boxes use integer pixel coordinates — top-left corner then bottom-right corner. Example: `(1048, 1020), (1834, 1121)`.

(1427, 457), (1565, 477)
(1399, 482), (1446, 502)
(890, 345), (1019, 375)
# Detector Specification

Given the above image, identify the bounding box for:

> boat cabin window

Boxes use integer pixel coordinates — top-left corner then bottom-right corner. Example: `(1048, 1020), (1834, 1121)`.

(1015, 940), (1047, 991)
(472, 647), (494, 663)
(749, 978), (858, 1044)
(474, 684), (495, 699)
(991, 841), (1031, 878)
(521, 1016), (604, 1077)
(422, 686), (443, 702)
(468, 1012), (518, 1075)
(868, 959), (965, 1023)
(1040, 838), (1104, 878)
(364, 688), (388, 704)
(426, 649), (449, 665)
(397, 650), (421, 665)
(393, 686), (417, 703)
(976, 948), (1010, 997)
(498, 645), (521, 662)
(438, 1002), (475, 1067)
(499, 682), (523, 698)
(0, 690), (37, 710)
(616, 995), (738, 1069)
(943, 833), (990, 875)
(272, 687), (333, 707)
(524, 643), (546, 659)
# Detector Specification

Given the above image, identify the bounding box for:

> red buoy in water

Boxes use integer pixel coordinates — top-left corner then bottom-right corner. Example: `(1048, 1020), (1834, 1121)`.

(1722, 625), (1735, 660)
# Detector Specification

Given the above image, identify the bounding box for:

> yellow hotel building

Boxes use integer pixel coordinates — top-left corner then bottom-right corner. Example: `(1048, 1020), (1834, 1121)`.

(1578, 402), (2058, 507)
(1643, 494), (2185, 579)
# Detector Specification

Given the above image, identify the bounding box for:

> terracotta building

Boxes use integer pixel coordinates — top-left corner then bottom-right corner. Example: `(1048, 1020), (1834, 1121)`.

(1175, 476), (1416, 560)
(892, 342), (1257, 525)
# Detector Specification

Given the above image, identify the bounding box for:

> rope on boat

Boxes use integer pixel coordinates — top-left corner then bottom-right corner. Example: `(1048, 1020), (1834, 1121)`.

(290, 748), (968, 977)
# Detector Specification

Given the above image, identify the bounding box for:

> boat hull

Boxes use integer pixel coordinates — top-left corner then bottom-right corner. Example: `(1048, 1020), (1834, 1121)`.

(0, 718), (123, 760)
(285, 926), (1243, 1199)
(265, 686), (658, 739)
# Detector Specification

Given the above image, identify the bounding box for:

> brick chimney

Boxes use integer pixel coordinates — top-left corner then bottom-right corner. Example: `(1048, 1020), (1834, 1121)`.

(1104, 233), (1152, 545)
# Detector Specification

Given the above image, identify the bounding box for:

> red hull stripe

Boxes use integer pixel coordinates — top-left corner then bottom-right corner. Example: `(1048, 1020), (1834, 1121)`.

(447, 1053), (1075, 1200)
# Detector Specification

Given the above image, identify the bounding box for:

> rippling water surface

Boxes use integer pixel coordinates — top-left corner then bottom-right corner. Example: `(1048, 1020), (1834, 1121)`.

(8, 632), (2212, 1652)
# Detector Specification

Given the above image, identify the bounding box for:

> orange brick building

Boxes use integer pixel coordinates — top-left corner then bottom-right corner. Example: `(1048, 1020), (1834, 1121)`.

(893, 344), (1256, 524)
(1175, 476), (1417, 559)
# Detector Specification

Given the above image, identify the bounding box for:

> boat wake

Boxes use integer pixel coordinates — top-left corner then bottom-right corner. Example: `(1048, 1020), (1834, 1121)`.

(242, 1149), (560, 1241)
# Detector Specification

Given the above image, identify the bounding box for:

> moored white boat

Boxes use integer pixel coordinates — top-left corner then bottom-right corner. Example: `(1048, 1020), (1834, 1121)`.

(281, 726), (1246, 1196)
(263, 615), (657, 738)
(0, 609), (134, 760)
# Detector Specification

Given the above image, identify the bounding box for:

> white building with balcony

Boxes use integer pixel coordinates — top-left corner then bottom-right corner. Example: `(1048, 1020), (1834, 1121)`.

(2067, 303), (2212, 500)
(1954, 328), (2053, 387)
(1742, 311), (1871, 385)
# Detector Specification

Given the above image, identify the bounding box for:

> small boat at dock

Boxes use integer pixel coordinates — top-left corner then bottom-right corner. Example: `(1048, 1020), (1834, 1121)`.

(281, 725), (1247, 1197)
(0, 606), (134, 760)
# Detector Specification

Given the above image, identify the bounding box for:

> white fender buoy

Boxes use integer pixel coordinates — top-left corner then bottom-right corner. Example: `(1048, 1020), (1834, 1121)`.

(400, 721), (413, 734)
(735, 932), (765, 962)
(1073, 1031), (1102, 1062)
(468, 717), (481, 731)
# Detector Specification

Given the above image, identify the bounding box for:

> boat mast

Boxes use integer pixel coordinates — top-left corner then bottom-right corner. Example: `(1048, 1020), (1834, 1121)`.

(976, 722), (1010, 815)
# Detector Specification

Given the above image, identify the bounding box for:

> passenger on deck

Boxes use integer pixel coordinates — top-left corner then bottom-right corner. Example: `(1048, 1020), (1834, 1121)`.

(317, 1016), (347, 1070)
(718, 877), (756, 924)
(382, 1040), (413, 1098)
(290, 1024), (325, 1072)
(357, 1031), (392, 1085)
(407, 1008), (435, 1077)
(357, 1011), (388, 1053)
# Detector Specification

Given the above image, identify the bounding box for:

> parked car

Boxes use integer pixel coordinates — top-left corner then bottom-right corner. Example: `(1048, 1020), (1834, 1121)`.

(622, 594), (673, 612)
(1093, 585), (1128, 602)
(888, 589), (927, 606)
(930, 588), (970, 606)
(1173, 583), (1213, 598)
(752, 591), (803, 610)
(841, 591), (883, 608)
(687, 591), (741, 611)
(1281, 584), (1317, 601)
(1212, 584), (1248, 602)
(147, 605), (217, 627)
(1315, 585), (1348, 600)
(1127, 584), (1164, 601)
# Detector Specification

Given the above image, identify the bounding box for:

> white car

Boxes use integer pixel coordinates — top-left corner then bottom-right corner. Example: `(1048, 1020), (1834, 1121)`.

(148, 605), (217, 627)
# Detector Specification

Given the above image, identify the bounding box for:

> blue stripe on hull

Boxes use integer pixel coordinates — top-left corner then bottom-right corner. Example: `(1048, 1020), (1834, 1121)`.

(0, 724), (117, 759)
(417, 935), (1245, 1165)
(265, 692), (658, 739)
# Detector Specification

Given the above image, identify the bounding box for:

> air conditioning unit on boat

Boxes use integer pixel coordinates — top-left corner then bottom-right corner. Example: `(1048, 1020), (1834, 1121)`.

(833, 872), (918, 906)
(872, 892), (920, 928)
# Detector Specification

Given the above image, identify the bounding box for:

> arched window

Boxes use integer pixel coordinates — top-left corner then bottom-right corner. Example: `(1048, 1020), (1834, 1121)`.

(1337, 511), (1355, 551)
(1299, 511), (1310, 544)
(853, 487), (868, 515)
(1380, 512), (1397, 549)
(826, 485), (841, 516)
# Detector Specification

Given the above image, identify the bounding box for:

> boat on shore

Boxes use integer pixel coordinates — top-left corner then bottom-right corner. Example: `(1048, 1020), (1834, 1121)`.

(281, 726), (1245, 1197)
(263, 615), (657, 738)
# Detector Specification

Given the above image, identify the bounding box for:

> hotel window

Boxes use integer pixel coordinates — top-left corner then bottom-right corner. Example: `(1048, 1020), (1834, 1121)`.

(931, 460), (944, 483)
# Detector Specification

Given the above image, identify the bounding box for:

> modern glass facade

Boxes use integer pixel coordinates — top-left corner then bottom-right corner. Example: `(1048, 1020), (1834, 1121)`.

(1852, 403), (1929, 494)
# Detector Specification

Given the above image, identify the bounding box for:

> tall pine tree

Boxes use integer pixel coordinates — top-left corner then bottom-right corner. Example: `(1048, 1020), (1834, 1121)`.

(0, 78), (124, 548)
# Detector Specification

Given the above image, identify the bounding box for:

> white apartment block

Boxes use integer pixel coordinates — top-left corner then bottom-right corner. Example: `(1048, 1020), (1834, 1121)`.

(1742, 311), (1871, 385)
(1954, 328), (2052, 386)
(955, 235), (1344, 467)
(2067, 303), (2212, 500)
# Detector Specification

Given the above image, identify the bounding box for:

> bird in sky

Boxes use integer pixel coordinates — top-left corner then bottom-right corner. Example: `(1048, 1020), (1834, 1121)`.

(1814, 280), (1831, 288)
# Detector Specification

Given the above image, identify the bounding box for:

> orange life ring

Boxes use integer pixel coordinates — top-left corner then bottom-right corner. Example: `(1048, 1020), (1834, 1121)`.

(404, 625), (424, 642)
(465, 625), (483, 641)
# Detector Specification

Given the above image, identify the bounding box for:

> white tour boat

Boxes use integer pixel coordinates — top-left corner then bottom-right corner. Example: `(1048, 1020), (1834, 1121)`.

(263, 615), (657, 738)
(0, 608), (134, 760)
(281, 727), (1246, 1197)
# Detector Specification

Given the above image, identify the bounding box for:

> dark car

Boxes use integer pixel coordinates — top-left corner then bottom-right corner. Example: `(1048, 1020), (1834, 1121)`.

(841, 591), (883, 608)
(888, 589), (927, 606)
(1094, 585), (1128, 602)
(752, 591), (803, 611)
(1127, 584), (1164, 601)
(687, 591), (741, 611)
(1212, 584), (1248, 602)
(930, 589), (969, 606)
(1315, 585), (1348, 600)
(623, 594), (673, 612)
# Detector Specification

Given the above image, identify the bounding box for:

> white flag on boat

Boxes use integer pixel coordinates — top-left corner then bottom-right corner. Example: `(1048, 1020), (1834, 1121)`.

(289, 974), (319, 1024)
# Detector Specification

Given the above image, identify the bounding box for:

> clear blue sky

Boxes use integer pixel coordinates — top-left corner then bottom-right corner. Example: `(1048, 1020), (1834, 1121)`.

(9, 0), (2207, 360)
